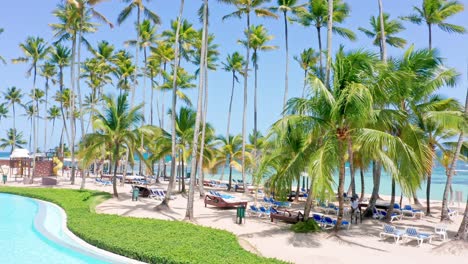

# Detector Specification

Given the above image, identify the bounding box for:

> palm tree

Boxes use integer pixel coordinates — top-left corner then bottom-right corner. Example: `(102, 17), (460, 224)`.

(12, 36), (50, 161)
(117, 0), (160, 106)
(40, 62), (57, 152)
(293, 48), (319, 98)
(403, 0), (466, 50)
(359, 13), (406, 59)
(30, 88), (45, 149)
(0, 28), (6, 64)
(212, 135), (247, 191)
(325, 0), (333, 87)
(159, 67), (196, 105)
(223, 0), (278, 193)
(80, 94), (143, 197)
(3, 87), (23, 150)
(270, 0), (304, 107)
(222, 52), (245, 144)
(0, 104), (7, 123)
(240, 24), (277, 154)
(48, 106), (61, 139)
(161, 0), (185, 209)
(295, 0), (354, 80)
(50, 43), (72, 158)
(0, 129), (26, 153)
(161, 19), (198, 63)
(113, 50), (137, 94)
(441, 86), (467, 220)
(23, 104), (36, 151)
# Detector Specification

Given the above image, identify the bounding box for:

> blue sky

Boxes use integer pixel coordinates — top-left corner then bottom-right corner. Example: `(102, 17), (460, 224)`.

(0, 0), (467, 151)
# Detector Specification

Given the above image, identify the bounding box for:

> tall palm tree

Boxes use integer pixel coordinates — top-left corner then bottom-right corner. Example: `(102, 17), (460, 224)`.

(325, 0), (333, 88)
(117, 0), (160, 106)
(12, 36), (50, 162)
(23, 103), (36, 151)
(359, 13), (406, 59)
(0, 129), (27, 153)
(240, 24), (277, 153)
(48, 105), (61, 138)
(403, 0), (465, 50)
(293, 48), (319, 98)
(3, 87), (23, 151)
(223, 0), (278, 193)
(80, 94), (143, 197)
(40, 62), (57, 152)
(377, 0), (387, 63)
(162, 19), (198, 63)
(441, 86), (467, 220)
(212, 135), (247, 191)
(222, 52), (245, 144)
(295, 0), (354, 80)
(270, 0), (304, 108)
(50, 43), (72, 158)
(113, 50), (137, 94)
(160, 0), (185, 209)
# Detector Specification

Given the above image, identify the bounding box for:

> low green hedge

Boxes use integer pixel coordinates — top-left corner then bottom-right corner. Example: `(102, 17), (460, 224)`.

(0, 187), (284, 264)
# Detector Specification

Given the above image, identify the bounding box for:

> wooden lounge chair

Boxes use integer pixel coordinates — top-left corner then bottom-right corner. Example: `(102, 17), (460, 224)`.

(270, 208), (304, 223)
(204, 195), (247, 208)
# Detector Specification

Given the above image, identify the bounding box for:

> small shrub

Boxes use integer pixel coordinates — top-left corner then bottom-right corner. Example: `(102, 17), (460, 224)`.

(290, 219), (321, 233)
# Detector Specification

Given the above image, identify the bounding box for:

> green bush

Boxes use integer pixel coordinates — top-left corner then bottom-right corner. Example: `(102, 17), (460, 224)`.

(0, 187), (285, 264)
(290, 219), (321, 233)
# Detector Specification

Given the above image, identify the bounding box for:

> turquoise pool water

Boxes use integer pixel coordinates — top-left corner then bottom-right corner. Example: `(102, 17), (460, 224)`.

(0, 193), (115, 264)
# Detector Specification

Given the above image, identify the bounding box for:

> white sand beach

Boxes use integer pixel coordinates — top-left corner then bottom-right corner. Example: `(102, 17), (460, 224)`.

(2, 174), (466, 264)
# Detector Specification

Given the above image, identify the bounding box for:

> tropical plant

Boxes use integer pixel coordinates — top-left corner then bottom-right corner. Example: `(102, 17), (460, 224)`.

(270, 0), (305, 107)
(294, 48), (319, 98)
(0, 129), (27, 153)
(295, 0), (355, 79)
(3, 87), (23, 149)
(358, 13), (406, 59)
(0, 104), (8, 123)
(39, 62), (57, 152)
(223, 0), (278, 193)
(240, 24), (277, 151)
(80, 94), (143, 197)
(403, 0), (466, 50)
(48, 105), (61, 138)
(212, 135), (247, 191)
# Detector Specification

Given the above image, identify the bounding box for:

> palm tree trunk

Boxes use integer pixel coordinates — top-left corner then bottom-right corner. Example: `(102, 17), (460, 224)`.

(301, 70), (308, 98)
(161, 0), (185, 208)
(44, 78), (49, 152)
(150, 68), (154, 126)
(185, 0), (207, 219)
(359, 167), (365, 202)
(181, 151), (185, 193)
(198, 37), (209, 197)
(12, 104), (16, 150)
(303, 177), (315, 221)
(455, 195), (468, 240)
(426, 144), (435, 215)
(386, 177), (396, 222)
(70, 34), (77, 185)
(378, 0), (387, 63)
(316, 27), (323, 80)
(347, 137), (356, 197)
(130, 7), (141, 107)
(241, 12), (251, 195)
(112, 144), (120, 198)
(282, 10), (289, 108)
(31, 66), (38, 182)
(228, 163), (232, 191)
(428, 23), (432, 50)
(226, 71), (235, 151)
(253, 52), (258, 186)
(365, 161), (382, 216)
(441, 85), (467, 220)
(77, 29), (88, 190)
(335, 139), (345, 231)
(325, 0), (333, 88)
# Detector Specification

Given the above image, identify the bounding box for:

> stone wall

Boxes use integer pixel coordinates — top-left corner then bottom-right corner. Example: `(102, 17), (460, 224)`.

(34, 160), (53, 177)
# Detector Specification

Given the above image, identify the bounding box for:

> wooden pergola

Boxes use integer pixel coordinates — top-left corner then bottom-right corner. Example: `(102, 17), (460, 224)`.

(9, 148), (31, 181)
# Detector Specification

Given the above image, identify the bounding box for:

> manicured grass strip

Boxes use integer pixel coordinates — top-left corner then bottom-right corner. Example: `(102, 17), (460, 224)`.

(0, 187), (285, 264)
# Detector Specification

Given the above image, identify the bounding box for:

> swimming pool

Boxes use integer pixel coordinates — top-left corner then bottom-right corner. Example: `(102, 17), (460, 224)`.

(0, 193), (141, 264)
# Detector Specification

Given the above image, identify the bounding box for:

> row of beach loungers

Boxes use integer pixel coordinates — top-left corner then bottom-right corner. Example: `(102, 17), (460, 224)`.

(379, 224), (449, 245)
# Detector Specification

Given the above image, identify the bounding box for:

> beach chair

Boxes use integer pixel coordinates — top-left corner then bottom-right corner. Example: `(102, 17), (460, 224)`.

(402, 205), (423, 218)
(326, 204), (339, 215)
(403, 227), (432, 246)
(96, 178), (112, 186)
(447, 208), (458, 218)
(379, 224), (405, 244)
(332, 219), (351, 230)
(312, 214), (324, 227)
(322, 217), (335, 229)
(393, 203), (402, 213)
(249, 205), (260, 216)
(259, 206), (271, 218)
(372, 207), (386, 220)
(434, 224), (448, 241)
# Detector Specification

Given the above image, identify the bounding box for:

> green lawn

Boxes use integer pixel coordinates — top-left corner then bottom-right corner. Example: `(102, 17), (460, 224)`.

(0, 187), (285, 264)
